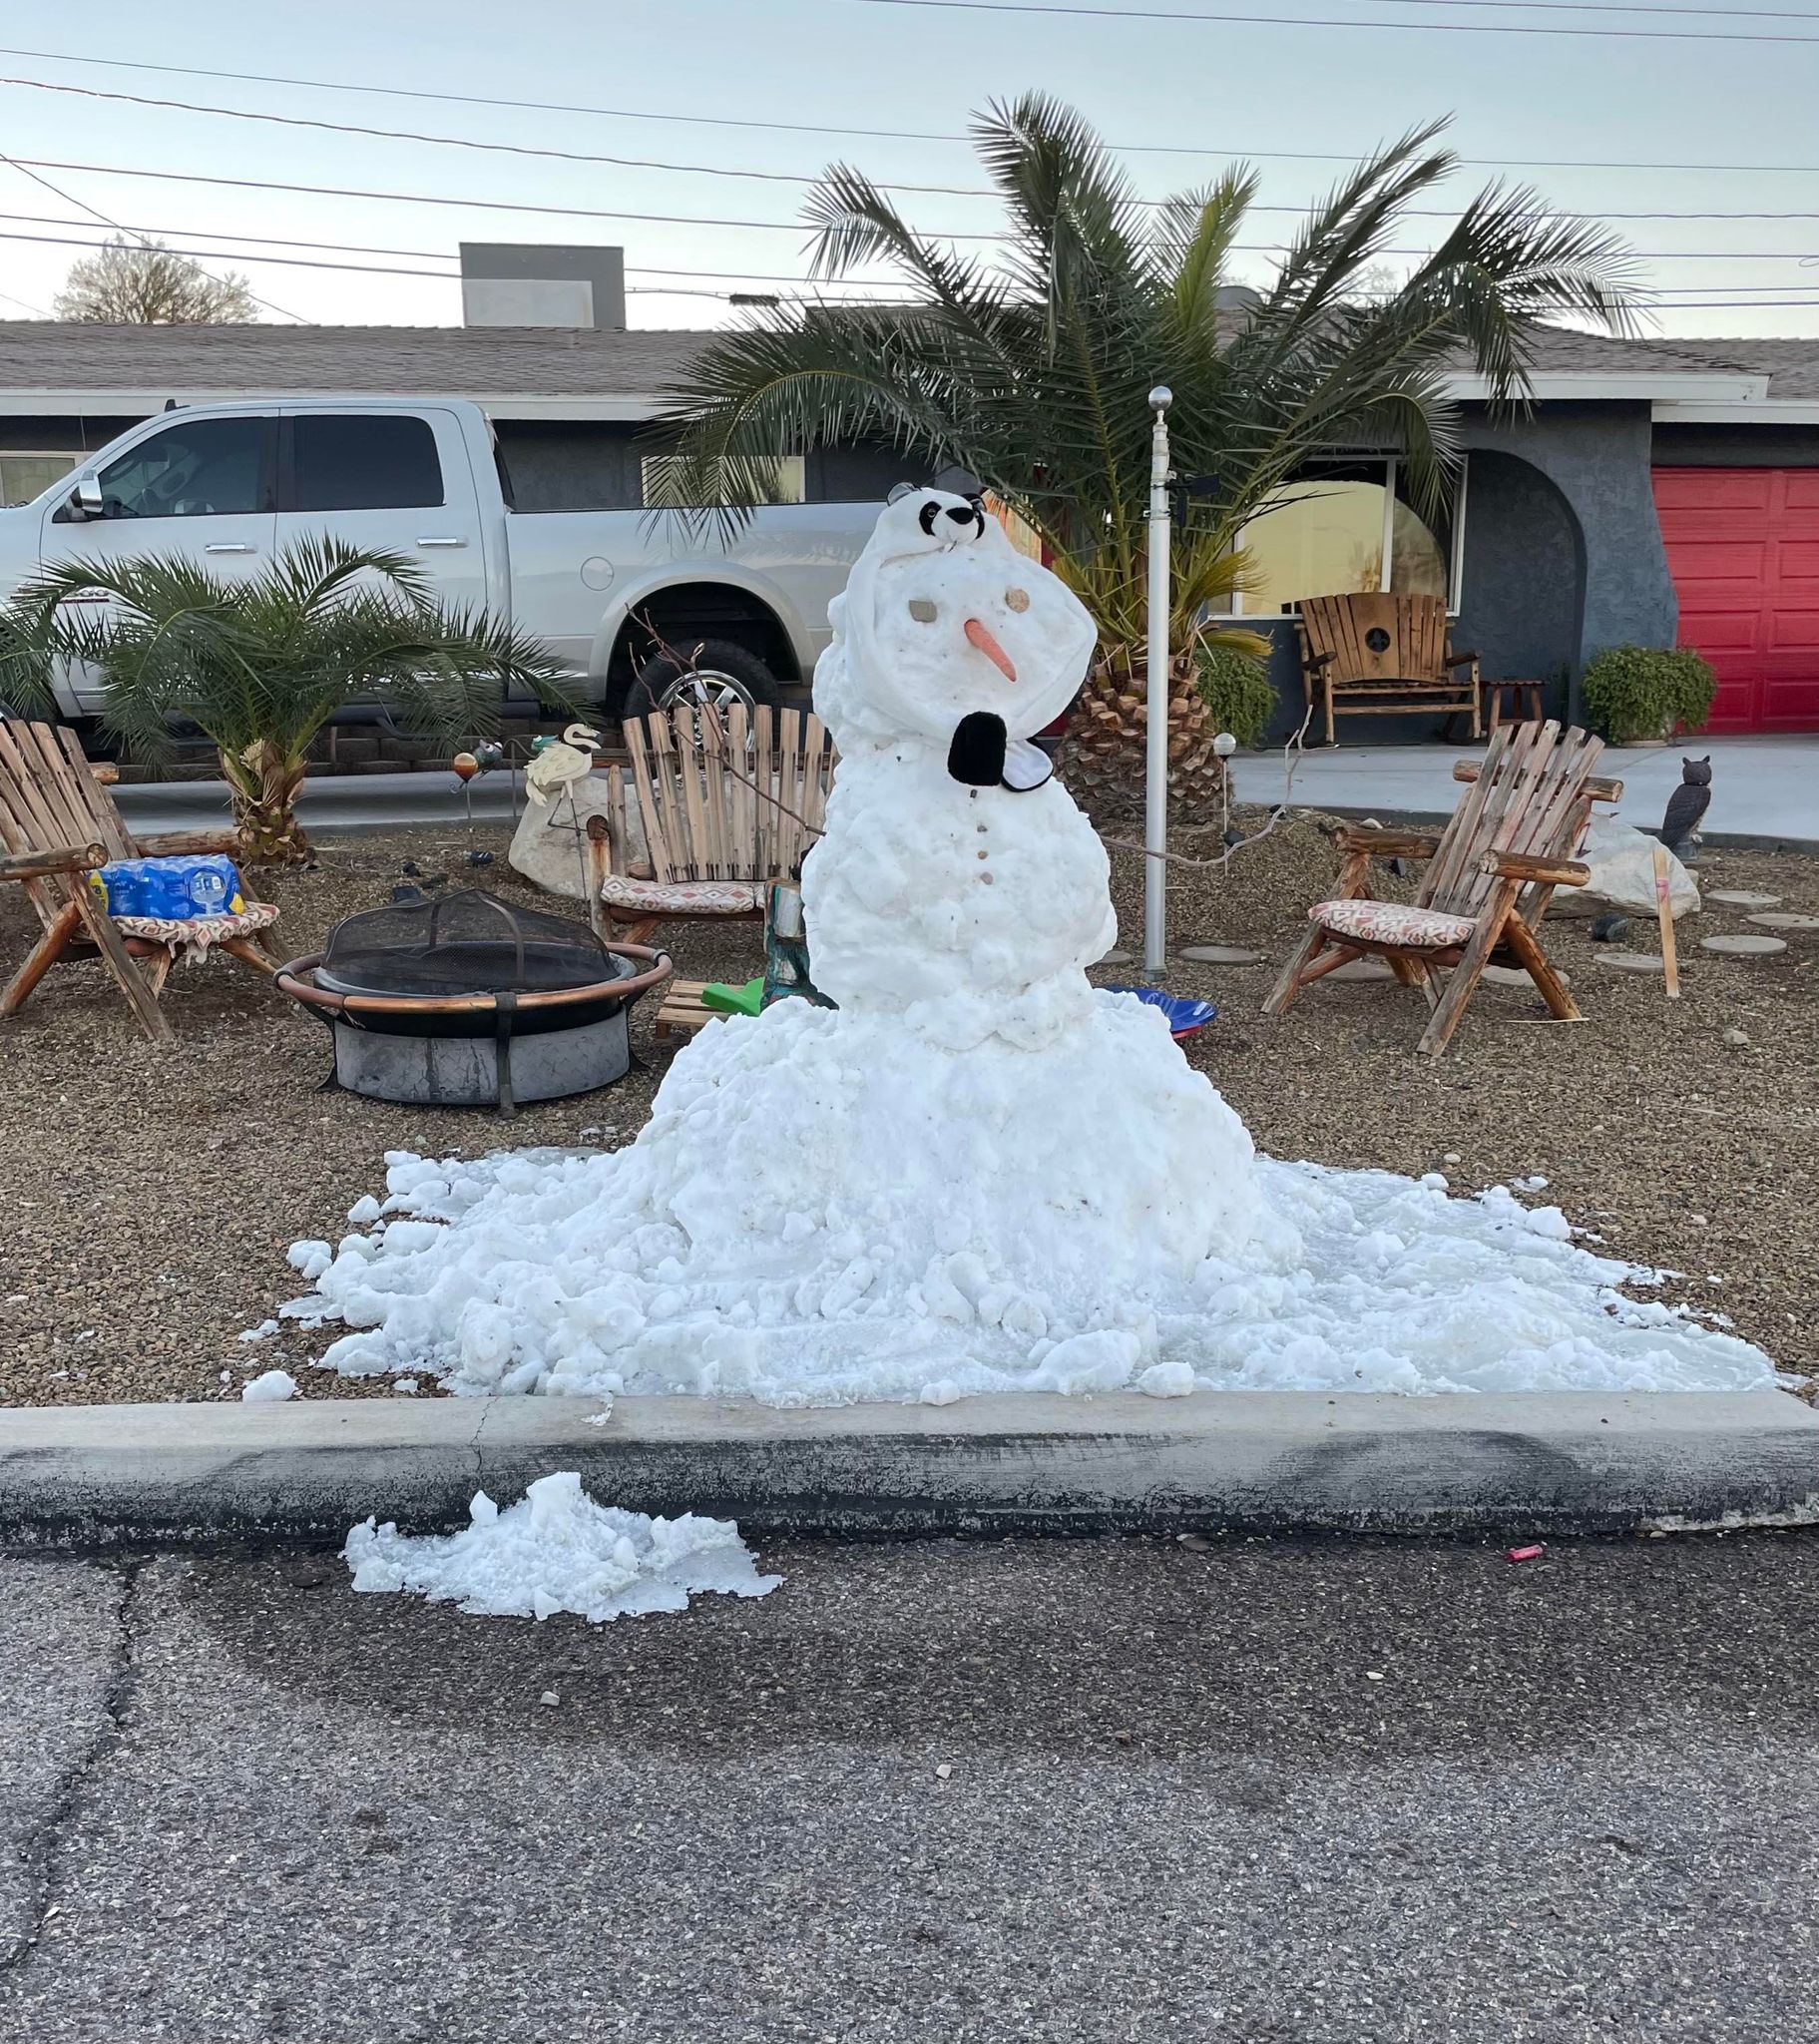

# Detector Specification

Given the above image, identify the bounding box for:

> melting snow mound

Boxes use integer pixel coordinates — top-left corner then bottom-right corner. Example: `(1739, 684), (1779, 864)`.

(342, 1472), (780, 1623)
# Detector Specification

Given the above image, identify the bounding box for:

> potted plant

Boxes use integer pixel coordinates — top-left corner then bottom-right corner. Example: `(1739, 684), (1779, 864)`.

(1580, 645), (1717, 746)
(1193, 644), (1278, 749)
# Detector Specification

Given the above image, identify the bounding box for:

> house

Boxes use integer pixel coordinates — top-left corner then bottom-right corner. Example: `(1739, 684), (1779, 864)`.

(0, 294), (1815, 739)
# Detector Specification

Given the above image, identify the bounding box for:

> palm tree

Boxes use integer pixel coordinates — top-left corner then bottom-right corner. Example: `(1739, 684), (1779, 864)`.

(4, 540), (567, 864)
(652, 97), (1639, 818)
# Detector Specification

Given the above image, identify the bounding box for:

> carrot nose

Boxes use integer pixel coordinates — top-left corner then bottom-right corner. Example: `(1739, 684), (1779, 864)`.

(963, 617), (1017, 683)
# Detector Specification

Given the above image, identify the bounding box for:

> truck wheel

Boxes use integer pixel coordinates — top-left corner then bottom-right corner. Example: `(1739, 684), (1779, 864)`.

(625, 639), (784, 719)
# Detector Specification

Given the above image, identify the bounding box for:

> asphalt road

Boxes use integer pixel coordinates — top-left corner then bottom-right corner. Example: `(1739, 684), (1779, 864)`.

(3, 1530), (1818, 2043)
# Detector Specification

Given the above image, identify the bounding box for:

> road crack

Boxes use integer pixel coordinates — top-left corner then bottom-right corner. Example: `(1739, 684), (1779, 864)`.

(0, 1556), (145, 1987)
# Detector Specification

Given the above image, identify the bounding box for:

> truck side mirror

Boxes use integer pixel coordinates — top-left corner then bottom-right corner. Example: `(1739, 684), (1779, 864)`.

(68, 476), (105, 521)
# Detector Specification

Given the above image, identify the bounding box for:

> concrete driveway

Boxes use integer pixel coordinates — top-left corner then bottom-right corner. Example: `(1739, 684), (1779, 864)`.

(3, 1531), (1817, 2042)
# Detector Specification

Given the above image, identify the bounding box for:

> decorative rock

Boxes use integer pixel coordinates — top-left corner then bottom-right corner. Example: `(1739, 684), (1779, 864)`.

(1592, 950), (1665, 973)
(1746, 912), (1819, 930)
(1326, 956), (1396, 982)
(1700, 933), (1789, 956)
(1589, 912), (1630, 944)
(1443, 1152), (1462, 1165)
(510, 785), (649, 902)
(1722, 1027), (1751, 1047)
(1705, 890), (1781, 908)
(1482, 963), (1570, 989)
(1179, 944), (1264, 966)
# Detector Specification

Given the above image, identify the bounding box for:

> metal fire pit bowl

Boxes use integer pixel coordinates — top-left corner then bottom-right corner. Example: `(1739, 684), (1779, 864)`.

(275, 888), (673, 1114)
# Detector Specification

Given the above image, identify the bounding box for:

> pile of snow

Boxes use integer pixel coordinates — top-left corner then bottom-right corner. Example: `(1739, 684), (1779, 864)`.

(342, 1472), (779, 1623)
(273, 492), (1781, 1406)
(240, 1368), (297, 1403)
(277, 1095), (1776, 1402)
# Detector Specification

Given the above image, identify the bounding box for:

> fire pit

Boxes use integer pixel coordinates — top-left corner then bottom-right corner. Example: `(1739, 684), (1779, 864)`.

(276, 889), (672, 1112)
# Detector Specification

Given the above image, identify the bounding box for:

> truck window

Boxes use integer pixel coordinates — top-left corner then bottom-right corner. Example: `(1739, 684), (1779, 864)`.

(93, 417), (266, 520)
(288, 414), (444, 512)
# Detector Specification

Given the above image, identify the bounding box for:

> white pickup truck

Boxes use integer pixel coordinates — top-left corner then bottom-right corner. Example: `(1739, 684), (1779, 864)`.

(0, 395), (882, 722)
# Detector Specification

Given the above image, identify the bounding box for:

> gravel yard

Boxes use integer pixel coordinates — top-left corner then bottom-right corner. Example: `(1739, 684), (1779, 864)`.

(1, 807), (1813, 1406)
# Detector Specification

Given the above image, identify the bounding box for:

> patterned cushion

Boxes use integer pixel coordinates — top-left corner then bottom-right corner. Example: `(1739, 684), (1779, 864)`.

(111, 901), (279, 953)
(599, 874), (764, 916)
(1312, 897), (1477, 949)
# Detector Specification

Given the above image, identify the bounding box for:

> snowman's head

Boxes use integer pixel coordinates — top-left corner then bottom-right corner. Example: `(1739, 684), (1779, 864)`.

(814, 487), (1096, 749)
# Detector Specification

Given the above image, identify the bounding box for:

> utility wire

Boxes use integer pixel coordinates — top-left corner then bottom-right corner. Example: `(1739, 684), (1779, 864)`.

(0, 149), (305, 321)
(4, 38), (1819, 169)
(839, 0), (1819, 40)
(4, 152), (1819, 259)
(9, 68), (1819, 208)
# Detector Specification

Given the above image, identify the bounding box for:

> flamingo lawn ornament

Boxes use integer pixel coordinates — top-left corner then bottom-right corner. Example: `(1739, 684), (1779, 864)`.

(525, 724), (603, 806)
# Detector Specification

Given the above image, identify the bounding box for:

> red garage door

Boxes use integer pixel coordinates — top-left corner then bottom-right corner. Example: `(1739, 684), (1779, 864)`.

(1652, 466), (1819, 733)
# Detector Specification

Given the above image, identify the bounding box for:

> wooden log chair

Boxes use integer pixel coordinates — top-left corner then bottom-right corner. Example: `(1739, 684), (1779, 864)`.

(586, 703), (836, 945)
(1294, 592), (1483, 746)
(1262, 721), (1621, 1056)
(0, 720), (281, 1043)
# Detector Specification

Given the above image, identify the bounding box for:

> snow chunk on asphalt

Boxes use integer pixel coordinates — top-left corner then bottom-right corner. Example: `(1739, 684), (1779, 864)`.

(241, 1368), (297, 1403)
(341, 1472), (780, 1623)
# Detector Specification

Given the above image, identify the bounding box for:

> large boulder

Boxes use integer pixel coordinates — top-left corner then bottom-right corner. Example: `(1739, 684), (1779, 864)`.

(1579, 815), (1700, 920)
(508, 782), (649, 901)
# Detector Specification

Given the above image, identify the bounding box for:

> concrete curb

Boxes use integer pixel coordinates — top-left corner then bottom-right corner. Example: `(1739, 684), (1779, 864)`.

(3, 1390), (1817, 1547)
(1295, 801), (1818, 857)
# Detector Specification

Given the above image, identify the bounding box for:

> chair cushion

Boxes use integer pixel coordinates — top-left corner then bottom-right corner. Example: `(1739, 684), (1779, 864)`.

(600, 874), (763, 916)
(1312, 897), (1477, 949)
(110, 901), (279, 951)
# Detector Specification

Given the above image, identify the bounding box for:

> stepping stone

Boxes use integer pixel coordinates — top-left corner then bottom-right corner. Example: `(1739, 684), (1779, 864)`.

(1096, 949), (1134, 966)
(1701, 932), (1789, 956)
(1747, 912), (1819, 930)
(1483, 964), (1570, 988)
(1179, 944), (1265, 966)
(1705, 890), (1781, 908)
(1593, 950), (1665, 973)
(1326, 957), (1396, 982)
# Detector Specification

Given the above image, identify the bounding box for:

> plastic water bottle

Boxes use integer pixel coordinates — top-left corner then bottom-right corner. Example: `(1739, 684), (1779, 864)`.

(186, 854), (243, 916)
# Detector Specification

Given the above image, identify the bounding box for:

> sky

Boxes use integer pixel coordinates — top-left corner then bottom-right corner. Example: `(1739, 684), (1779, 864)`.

(0, 0), (1814, 338)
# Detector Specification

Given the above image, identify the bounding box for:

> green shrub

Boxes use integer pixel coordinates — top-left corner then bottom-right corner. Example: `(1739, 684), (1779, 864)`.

(1193, 642), (1277, 748)
(1581, 645), (1716, 745)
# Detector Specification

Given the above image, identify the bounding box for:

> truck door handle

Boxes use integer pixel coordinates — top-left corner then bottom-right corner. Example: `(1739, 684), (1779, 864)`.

(416, 536), (467, 549)
(204, 542), (255, 554)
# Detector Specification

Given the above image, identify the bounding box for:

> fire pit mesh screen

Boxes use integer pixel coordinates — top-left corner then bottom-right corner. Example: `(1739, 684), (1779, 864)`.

(322, 888), (631, 998)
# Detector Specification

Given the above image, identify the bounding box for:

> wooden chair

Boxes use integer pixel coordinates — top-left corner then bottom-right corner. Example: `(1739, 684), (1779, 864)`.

(0, 720), (281, 1042)
(1294, 593), (1482, 746)
(1262, 721), (1621, 1055)
(586, 704), (836, 945)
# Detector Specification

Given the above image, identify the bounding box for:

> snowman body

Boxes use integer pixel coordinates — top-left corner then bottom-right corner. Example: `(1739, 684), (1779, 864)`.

(804, 743), (1117, 1047)
(800, 490), (1116, 1045)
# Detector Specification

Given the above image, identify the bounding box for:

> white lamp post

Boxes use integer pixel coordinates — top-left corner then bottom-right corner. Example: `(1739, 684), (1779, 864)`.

(1142, 384), (1173, 980)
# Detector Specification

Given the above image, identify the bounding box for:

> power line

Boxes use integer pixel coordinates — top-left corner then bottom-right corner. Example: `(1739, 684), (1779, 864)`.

(0, 149), (306, 322)
(10, 149), (1814, 257)
(0, 73), (1002, 199)
(2, 48), (1819, 181)
(840, 0), (1819, 40)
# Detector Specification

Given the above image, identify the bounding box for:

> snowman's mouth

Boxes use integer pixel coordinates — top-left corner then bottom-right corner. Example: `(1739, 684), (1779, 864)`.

(963, 618), (1018, 684)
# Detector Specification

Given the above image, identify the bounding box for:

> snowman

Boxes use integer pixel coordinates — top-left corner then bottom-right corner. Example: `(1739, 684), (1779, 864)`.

(803, 487), (1117, 1050)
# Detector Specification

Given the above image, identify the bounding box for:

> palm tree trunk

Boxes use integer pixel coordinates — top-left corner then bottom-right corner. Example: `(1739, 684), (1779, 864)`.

(222, 740), (313, 867)
(1057, 645), (1227, 824)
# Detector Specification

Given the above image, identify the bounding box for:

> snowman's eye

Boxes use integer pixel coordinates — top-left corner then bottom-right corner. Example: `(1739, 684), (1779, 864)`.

(907, 598), (938, 623)
(1005, 587), (1031, 614)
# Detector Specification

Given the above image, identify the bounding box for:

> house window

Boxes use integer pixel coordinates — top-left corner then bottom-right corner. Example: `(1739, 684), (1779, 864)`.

(0, 451), (79, 507)
(1225, 457), (1463, 616)
(640, 454), (805, 508)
